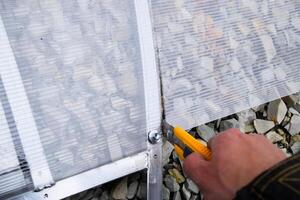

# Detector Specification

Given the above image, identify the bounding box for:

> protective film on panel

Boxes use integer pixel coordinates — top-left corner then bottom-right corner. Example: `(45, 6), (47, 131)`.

(151, 0), (300, 129)
(0, 0), (147, 183)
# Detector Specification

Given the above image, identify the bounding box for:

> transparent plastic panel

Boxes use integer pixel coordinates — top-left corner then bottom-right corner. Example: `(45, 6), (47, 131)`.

(151, 0), (300, 129)
(0, 77), (30, 198)
(0, 0), (147, 183)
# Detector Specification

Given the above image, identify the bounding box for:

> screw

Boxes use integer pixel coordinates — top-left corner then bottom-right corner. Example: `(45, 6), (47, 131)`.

(148, 130), (161, 144)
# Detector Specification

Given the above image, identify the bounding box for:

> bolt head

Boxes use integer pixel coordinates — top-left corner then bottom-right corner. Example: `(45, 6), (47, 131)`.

(148, 130), (161, 144)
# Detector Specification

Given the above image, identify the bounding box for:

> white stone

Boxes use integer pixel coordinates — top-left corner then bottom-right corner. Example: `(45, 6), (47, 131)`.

(164, 175), (180, 192)
(163, 185), (170, 200)
(73, 66), (94, 81)
(260, 34), (276, 63)
(196, 124), (216, 141)
(170, 78), (193, 93)
(242, 0), (258, 13)
(173, 191), (182, 200)
(263, 110), (268, 118)
(190, 195), (198, 200)
(168, 168), (185, 184)
(252, 104), (266, 112)
(200, 56), (214, 72)
(266, 131), (284, 143)
(202, 76), (217, 89)
(254, 119), (275, 133)
(291, 142), (300, 154)
(238, 23), (250, 36)
(177, 56), (184, 70)
(292, 135), (300, 143)
(267, 24), (277, 35)
(129, 106), (141, 123)
(110, 96), (130, 111)
(282, 95), (299, 107)
(274, 67), (287, 81)
(229, 37), (239, 49)
(289, 108), (300, 115)
(185, 179), (199, 194)
(87, 75), (107, 91)
(282, 115), (291, 127)
(267, 99), (287, 124)
(261, 67), (275, 82)
(205, 100), (221, 113)
(219, 118), (239, 132)
(240, 124), (255, 133)
(285, 115), (300, 136)
(272, 6), (289, 30)
(296, 104), (300, 113)
(100, 191), (109, 200)
(117, 72), (138, 97)
(126, 181), (139, 199)
(136, 183), (147, 199)
(112, 177), (128, 200)
(182, 184), (191, 200)
(238, 109), (256, 133)
(102, 74), (118, 95)
(163, 141), (174, 166)
(230, 57), (242, 72)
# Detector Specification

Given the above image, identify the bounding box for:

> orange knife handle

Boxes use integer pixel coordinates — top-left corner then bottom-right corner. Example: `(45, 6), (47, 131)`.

(174, 126), (212, 160)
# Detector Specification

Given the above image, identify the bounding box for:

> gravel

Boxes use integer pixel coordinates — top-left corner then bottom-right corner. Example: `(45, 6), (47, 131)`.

(267, 99), (287, 124)
(112, 177), (128, 200)
(163, 185), (171, 200)
(196, 125), (216, 141)
(285, 115), (300, 136)
(182, 184), (192, 200)
(173, 191), (182, 200)
(265, 131), (284, 143)
(185, 179), (199, 194)
(168, 168), (185, 184)
(164, 175), (180, 192)
(127, 181), (139, 199)
(254, 119), (275, 133)
(219, 118), (239, 132)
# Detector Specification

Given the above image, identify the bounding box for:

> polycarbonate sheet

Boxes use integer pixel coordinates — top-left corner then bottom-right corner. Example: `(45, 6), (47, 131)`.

(0, 0), (147, 183)
(0, 84), (28, 197)
(151, 0), (300, 129)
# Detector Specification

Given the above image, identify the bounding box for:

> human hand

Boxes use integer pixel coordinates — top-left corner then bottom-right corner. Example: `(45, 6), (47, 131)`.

(183, 128), (286, 200)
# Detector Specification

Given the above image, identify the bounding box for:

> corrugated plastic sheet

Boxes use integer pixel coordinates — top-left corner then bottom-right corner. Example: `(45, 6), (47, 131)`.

(150, 0), (300, 129)
(0, 0), (147, 195)
(0, 77), (29, 197)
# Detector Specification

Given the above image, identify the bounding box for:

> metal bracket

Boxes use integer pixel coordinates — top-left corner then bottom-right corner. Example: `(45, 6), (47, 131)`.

(147, 131), (163, 200)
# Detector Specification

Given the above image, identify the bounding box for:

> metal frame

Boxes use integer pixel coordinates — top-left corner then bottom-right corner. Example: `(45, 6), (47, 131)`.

(0, 16), (54, 190)
(10, 152), (148, 200)
(135, 0), (162, 198)
(3, 0), (163, 199)
(147, 141), (162, 200)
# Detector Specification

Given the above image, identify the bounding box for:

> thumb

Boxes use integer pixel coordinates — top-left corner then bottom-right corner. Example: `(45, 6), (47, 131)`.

(183, 152), (209, 181)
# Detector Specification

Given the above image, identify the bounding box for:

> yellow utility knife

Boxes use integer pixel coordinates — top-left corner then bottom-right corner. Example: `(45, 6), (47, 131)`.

(163, 121), (212, 161)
